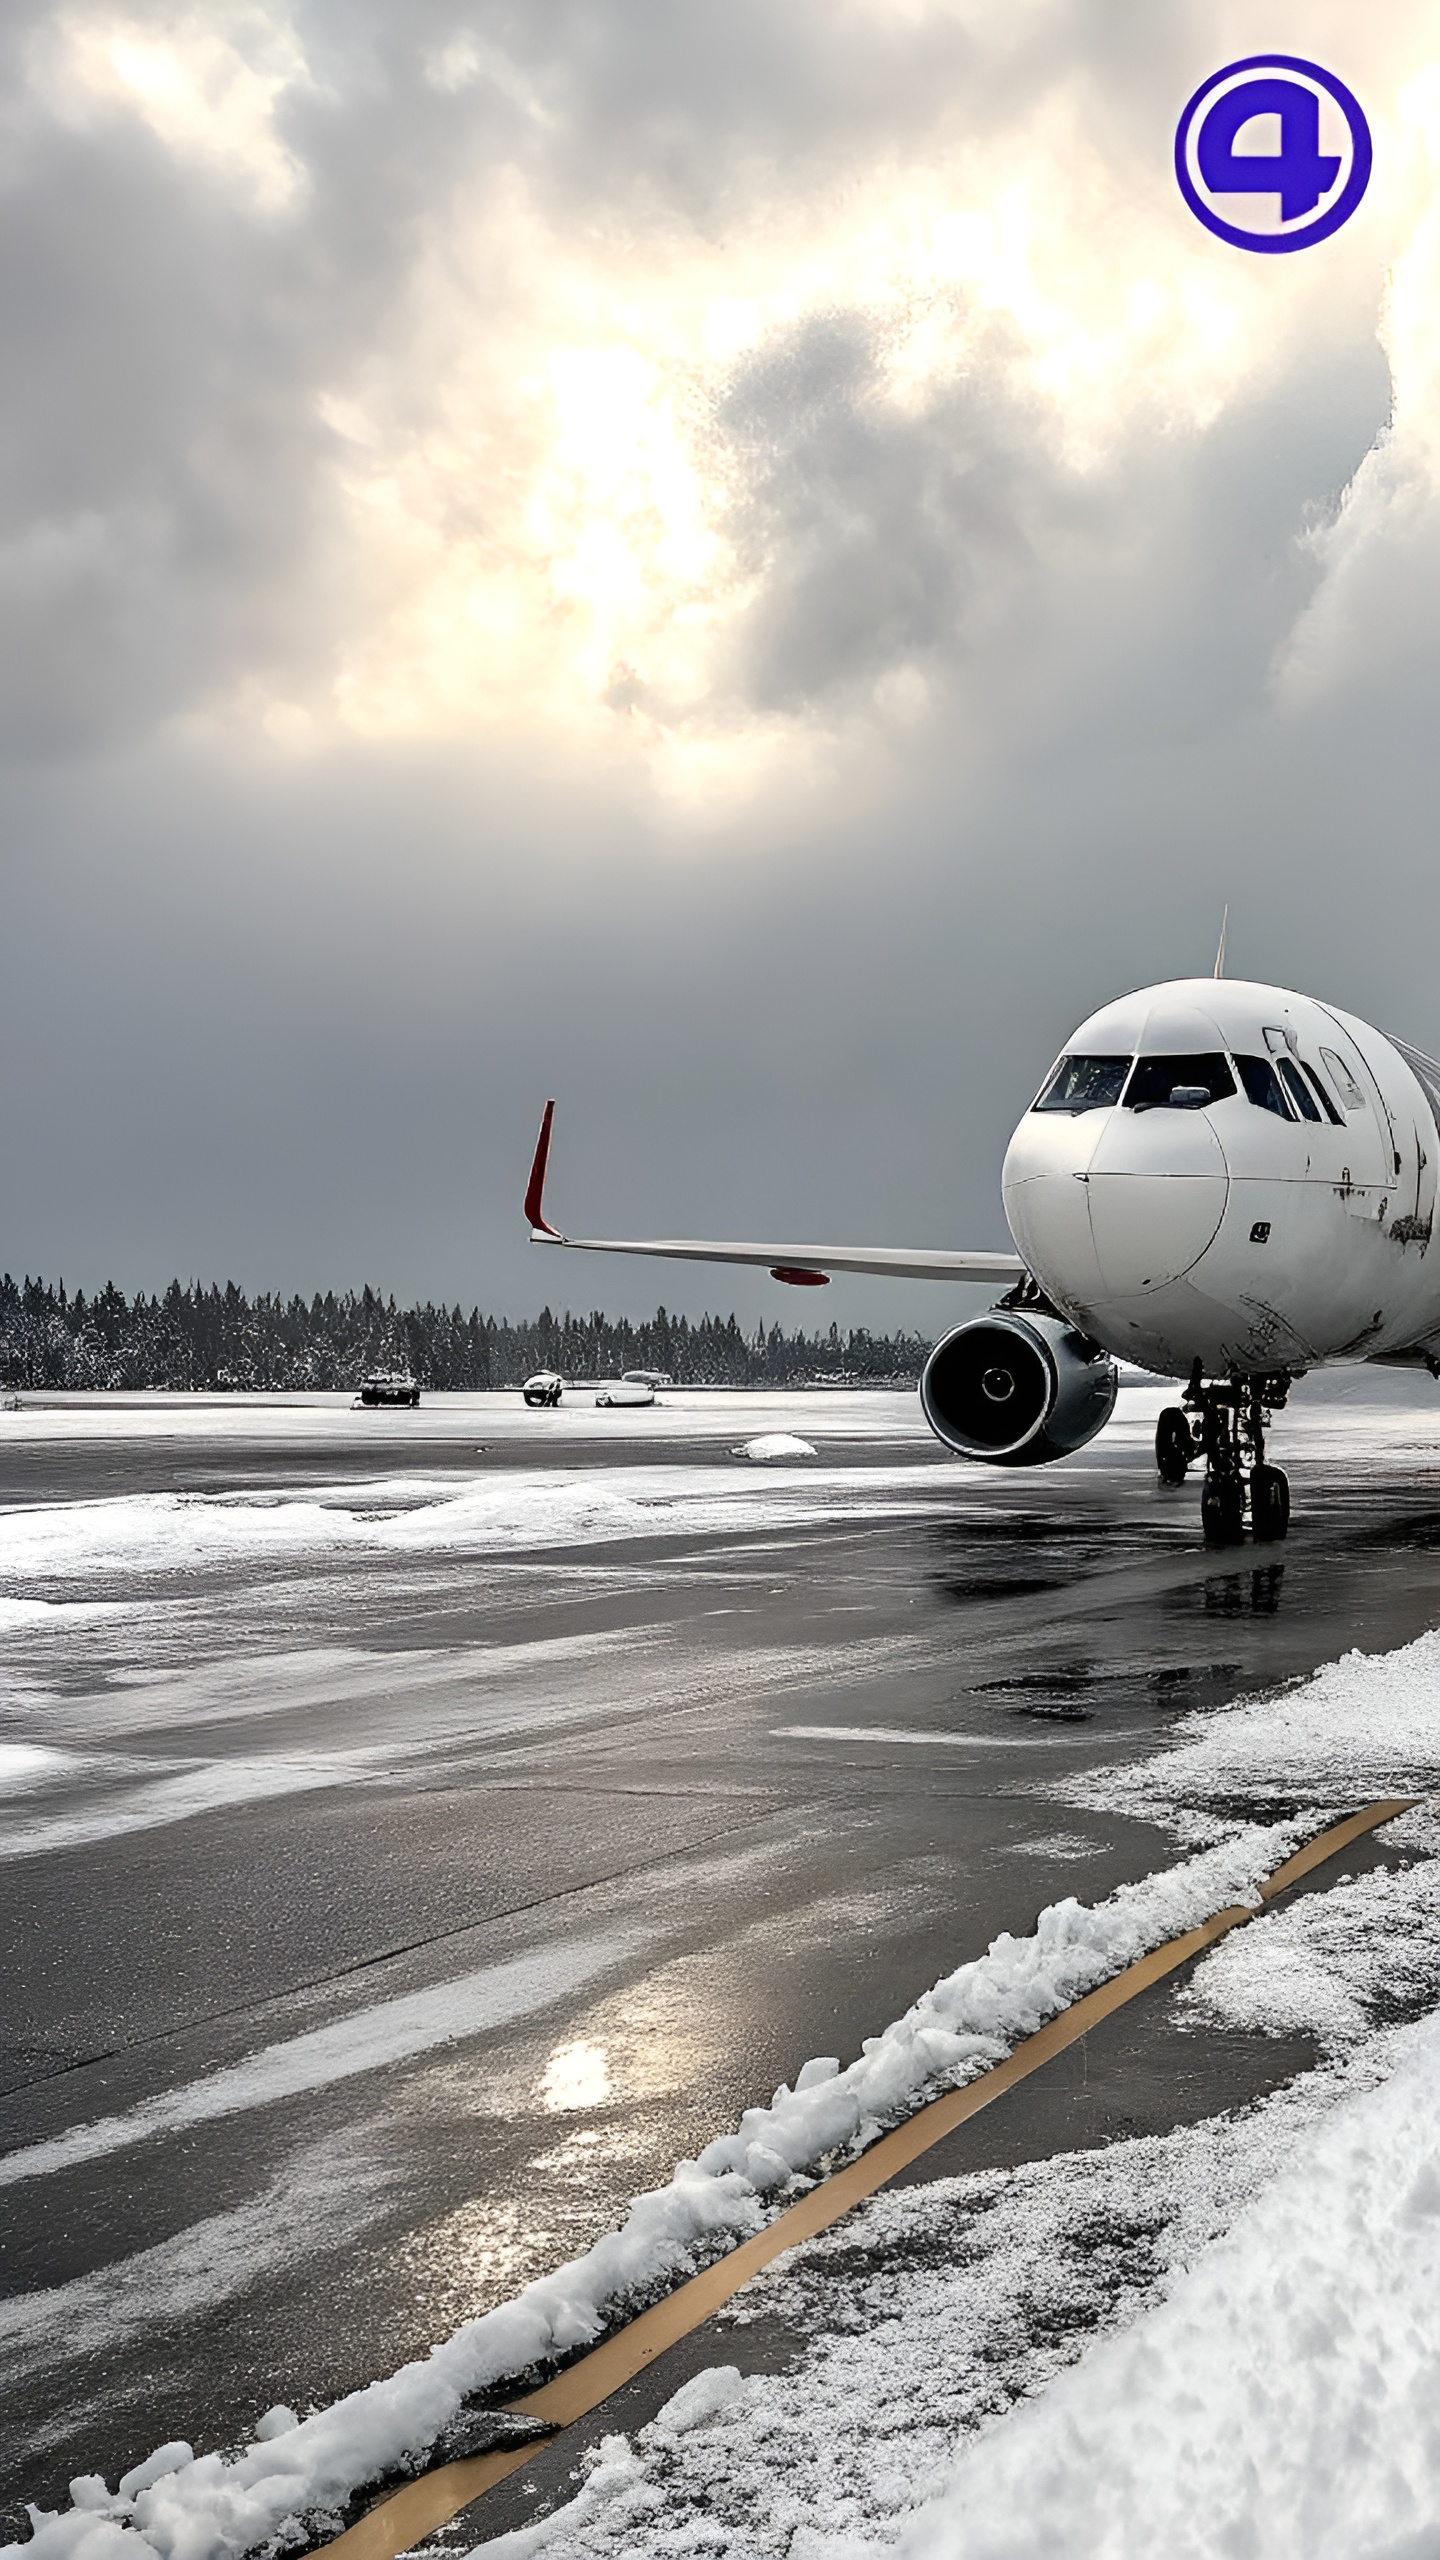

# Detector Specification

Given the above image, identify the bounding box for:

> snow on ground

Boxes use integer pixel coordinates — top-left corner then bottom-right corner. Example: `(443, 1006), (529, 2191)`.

(0, 1627), (942, 1859)
(11, 1637), (1440, 2560)
(482, 2014), (1440, 2560)
(0, 1464), (974, 1590)
(1, 2134), (403, 2383)
(1070, 1625), (1440, 1835)
(8, 1394), (1440, 2560)
(1180, 1803), (1440, 2051)
(0, 1390), (928, 1456)
(4, 1826), (1319, 2560)
(885, 2025), (1440, 2557)
(459, 1698), (1440, 2560)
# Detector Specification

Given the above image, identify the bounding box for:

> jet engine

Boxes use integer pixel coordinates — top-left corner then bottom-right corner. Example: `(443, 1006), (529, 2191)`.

(919, 1310), (1117, 1467)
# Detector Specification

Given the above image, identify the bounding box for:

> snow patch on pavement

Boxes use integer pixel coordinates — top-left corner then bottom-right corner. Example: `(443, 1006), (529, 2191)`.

(0, 2137), (402, 2376)
(0, 1743), (73, 1792)
(1072, 1625), (1440, 1836)
(1180, 1802), (1440, 2053)
(0, 1465), (953, 1589)
(0, 1597), (128, 1629)
(733, 1436), (816, 1462)
(1007, 1832), (1107, 1861)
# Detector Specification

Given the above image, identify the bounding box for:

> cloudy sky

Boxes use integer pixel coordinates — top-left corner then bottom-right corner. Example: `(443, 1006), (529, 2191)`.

(3, 0), (1440, 1327)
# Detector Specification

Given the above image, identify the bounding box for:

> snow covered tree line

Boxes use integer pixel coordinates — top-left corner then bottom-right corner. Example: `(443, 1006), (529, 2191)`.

(0, 1275), (932, 1392)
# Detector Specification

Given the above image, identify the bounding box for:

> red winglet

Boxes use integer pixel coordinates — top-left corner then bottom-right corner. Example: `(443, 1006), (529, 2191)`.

(524, 1100), (562, 1236)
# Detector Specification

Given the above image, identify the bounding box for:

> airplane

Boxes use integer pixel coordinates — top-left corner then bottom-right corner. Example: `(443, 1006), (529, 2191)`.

(522, 976), (1440, 1544)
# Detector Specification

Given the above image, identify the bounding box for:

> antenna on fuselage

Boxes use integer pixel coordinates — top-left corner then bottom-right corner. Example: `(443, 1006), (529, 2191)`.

(1213, 905), (1228, 980)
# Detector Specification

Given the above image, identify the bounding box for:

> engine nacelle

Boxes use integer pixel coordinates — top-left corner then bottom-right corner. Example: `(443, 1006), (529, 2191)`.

(920, 1310), (1117, 1467)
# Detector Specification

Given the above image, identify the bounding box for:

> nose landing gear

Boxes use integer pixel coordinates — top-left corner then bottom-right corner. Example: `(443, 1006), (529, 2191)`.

(1154, 1366), (1293, 1544)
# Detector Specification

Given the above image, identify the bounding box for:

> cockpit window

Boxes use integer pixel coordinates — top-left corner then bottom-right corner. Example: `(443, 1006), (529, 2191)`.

(1320, 1046), (1367, 1111)
(1235, 1054), (1294, 1119)
(1123, 1053), (1236, 1111)
(1276, 1056), (1321, 1123)
(1034, 1054), (1131, 1113)
(1301, 1063), (1345, 1126)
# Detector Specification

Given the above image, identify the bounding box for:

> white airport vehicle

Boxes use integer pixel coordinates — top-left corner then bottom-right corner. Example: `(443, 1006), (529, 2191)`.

(523, 978), (1440, 1542)
(595, 1377), (656, 1407)
(522, 1370), (564, 1407)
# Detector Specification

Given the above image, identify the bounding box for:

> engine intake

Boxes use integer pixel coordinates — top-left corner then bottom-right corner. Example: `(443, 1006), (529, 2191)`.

(920, 1310), (1117, 1467)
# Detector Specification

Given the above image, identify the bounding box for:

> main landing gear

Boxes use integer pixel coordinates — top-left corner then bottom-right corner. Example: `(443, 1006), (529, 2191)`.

(1154, 1365), (1293, 1546)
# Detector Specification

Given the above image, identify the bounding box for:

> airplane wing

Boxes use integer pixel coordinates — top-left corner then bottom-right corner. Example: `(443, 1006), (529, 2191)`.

(523, 1101), (1026, 1290)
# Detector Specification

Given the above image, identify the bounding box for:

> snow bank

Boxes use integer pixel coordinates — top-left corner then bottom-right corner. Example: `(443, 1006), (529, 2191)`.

(732, 1435), (816, 1462)
(4, 1829), (1302, 2560)
(11, 2169), (769, 2560)
(685, 1825), (1301, 2197)
(887, 2013), (1440, 2560)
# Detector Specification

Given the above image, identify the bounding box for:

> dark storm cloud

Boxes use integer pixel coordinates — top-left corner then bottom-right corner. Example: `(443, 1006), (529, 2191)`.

(705, 308), (1045, 715)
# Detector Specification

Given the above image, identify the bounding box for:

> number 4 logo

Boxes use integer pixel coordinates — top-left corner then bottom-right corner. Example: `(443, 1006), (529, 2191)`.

(1175, 57), (1371, 253)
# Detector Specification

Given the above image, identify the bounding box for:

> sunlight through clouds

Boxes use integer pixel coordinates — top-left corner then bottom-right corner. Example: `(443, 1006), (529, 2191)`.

(10, 1), (1440, 799)
(300, 118), (1340, 781)
(37, 3), (311, 210)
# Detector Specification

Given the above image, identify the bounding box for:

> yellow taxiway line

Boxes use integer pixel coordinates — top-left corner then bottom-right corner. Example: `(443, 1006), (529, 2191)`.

(325, 1797), (1416, 2560)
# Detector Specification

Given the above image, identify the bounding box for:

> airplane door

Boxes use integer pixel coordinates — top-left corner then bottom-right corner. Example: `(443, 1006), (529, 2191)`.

(1312, 1026), (1396, 1226)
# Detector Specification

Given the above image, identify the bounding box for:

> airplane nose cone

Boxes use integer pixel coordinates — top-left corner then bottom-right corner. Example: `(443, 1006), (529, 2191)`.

(1084, 1107), (1228, 1294)
(1003, 1111), (1108, 1309)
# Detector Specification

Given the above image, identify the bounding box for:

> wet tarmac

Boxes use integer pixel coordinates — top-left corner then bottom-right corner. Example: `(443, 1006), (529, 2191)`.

(4, 1371), (1440, 2532)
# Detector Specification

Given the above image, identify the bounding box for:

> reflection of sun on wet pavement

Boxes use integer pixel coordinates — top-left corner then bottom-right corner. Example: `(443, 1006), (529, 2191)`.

(394, 2197), (558, 2338)
(528, 2124), (651, 2178)
(541, 2040), (612, 2111)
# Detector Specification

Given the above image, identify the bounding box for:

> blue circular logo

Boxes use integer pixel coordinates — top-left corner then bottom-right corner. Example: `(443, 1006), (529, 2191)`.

(1175, 56), (1371, 253)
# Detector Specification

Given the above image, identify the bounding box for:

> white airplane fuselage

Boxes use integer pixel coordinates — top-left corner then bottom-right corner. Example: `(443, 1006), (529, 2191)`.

(1002, 978), (1440, 1378)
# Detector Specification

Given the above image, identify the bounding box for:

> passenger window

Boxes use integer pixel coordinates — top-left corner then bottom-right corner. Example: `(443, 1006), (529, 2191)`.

(1124, 1053), (1237, 1111)
(1277, 1057), (1321, 1123)
(1301, 1063), (1345, 1126)
(1034, 1055), (1132, 1112)
(1235, 1055), (1294, 1120)
(1319, 1046), (1367, 1111)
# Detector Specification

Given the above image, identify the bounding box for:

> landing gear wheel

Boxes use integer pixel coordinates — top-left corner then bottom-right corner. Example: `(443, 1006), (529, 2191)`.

(1251, 1463), (1290, 1543)
(1155, 1407), (1193, 1484)
(1201, 1472), (1245, 1546)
